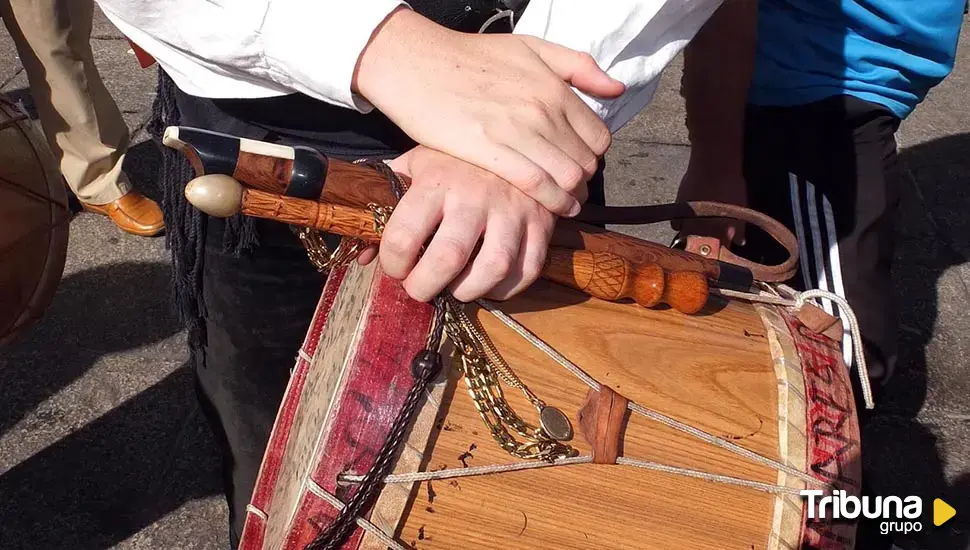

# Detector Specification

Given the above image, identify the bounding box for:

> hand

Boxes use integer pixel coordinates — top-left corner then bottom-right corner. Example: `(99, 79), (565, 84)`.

(673, 158), (748, 246)
(358, 146), (556, 303)
(353, 8), (624, 218)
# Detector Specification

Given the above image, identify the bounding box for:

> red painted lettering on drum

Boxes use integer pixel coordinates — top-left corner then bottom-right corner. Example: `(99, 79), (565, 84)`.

(784, 314), (863, 550)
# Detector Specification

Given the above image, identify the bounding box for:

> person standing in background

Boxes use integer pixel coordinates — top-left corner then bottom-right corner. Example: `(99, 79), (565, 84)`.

(1, 0), (164, 236)
(677, 0), (965, 399)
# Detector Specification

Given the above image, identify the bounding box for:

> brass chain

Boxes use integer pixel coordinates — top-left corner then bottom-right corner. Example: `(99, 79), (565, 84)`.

(443, 295), (545, 410)
(442, 297), (577, 461)
(295, 203), (392, 272)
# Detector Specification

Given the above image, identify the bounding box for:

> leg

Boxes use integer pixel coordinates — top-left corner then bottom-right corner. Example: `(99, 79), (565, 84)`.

(1, 0), (163, 234)
(195, 217), (326, 546)
(2, 0), (128, 203)
(744, 96), (901, 390)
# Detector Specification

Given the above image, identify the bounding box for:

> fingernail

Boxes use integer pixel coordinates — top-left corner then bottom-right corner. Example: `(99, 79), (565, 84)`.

(567, 201), (582, 217)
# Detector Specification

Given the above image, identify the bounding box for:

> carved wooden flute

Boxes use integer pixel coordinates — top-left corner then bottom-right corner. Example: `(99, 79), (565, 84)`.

(184, 174), (709, 314)
(162, 126), (726, 281)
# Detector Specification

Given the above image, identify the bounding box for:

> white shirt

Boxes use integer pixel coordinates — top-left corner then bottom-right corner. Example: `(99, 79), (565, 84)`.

(97, 0), (722, 133)
(514, 0), (723, 131)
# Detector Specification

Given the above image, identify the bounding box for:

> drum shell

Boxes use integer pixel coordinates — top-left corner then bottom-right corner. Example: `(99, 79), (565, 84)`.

(0, 97), (70, 348)
(241, 261), (862, 550)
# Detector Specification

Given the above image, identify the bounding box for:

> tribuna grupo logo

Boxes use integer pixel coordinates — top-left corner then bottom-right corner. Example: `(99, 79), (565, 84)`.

(801, 490), (923, 535)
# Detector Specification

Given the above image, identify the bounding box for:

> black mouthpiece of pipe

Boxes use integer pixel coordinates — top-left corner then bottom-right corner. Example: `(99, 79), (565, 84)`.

(164, 126), (328, 200)
(167, 126), (241, 176)
(288, 147), (326, 200)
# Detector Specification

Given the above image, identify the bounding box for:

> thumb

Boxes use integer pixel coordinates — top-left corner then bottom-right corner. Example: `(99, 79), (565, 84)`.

(522, 37), (625, 99)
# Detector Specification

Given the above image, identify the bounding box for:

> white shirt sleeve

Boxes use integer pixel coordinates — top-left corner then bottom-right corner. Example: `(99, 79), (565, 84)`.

(514, 0), (724, 133)
(259, 2), (407, 111)
(96, 0), (407, 112)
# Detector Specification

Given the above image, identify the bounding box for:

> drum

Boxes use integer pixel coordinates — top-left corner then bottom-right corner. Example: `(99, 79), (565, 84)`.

(0, 97), (70, 347)
(239, 260), (862, 550)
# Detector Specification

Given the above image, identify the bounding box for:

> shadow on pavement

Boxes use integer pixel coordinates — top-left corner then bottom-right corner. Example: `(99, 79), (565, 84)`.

(0, 262), (223, 549)
(0, 262), (180, 434)
(861, 133), (970, 549)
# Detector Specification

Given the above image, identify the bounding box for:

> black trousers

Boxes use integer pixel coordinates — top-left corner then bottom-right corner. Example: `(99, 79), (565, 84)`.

(171, 88), (411, 547)
(740, 95), (902, 391)
(169, 87), (606, 547)
(195, 217), (324, 548)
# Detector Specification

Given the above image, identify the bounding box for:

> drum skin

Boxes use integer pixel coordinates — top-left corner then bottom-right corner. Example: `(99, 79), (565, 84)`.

(0, 97), (70, 348)
(242, 261), (862, 550)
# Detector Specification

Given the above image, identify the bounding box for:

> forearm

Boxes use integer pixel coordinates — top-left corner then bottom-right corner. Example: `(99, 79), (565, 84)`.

(682, 0), (757, 173)
(352, 8), (451, 104)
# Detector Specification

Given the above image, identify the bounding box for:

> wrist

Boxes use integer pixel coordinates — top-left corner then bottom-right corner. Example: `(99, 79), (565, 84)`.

(352, 7), (442, 101)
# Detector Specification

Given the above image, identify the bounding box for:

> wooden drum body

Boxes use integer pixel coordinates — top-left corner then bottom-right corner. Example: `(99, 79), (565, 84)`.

(241, 261), (862, 550)
(0, 97), (70, 347)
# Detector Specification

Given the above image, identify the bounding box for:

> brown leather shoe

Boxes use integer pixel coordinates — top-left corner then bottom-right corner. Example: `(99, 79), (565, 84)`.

(82, 190), (165, 237)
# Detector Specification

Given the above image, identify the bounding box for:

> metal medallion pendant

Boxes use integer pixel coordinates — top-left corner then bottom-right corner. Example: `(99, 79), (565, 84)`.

(539, 406), (573, 441)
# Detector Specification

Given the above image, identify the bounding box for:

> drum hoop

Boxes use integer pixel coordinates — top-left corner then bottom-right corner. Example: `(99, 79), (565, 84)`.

(0, 94), (70, 347)
(758, 304), (862, 550)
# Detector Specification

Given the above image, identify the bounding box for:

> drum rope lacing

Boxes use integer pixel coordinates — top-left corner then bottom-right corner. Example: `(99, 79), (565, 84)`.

(338, 296), (834, 495)
(713, 285), (875, 410)
(295, 277), (863, 550)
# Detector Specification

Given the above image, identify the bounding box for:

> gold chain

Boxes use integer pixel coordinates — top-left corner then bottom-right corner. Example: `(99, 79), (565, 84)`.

(443, 295), (545, 410)
(296, 203), (393, 272)
(442, 297), (576, 461)
(367, 202), (394, 233)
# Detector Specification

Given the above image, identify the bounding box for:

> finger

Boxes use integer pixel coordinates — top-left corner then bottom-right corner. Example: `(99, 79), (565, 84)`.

(486, 144), (581, 217)
(403, 207), (487, 302)
(545, 114), (602, 181)
(449, 216), (523, 302)
(504, 128), (590, 204)
(562, 95), (613, 157)
(356, 245), (378, 265)
(485, 219), (552, 300)
(522, 37), (625, 99)
(379, 189), (443, 280)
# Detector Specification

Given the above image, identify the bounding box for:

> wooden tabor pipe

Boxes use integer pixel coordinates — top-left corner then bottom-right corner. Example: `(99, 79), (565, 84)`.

(185, 175), (384, 241)
(185, 175), (709, 314)
(163, 126), (726, 282)
(543, 248), (708, 315)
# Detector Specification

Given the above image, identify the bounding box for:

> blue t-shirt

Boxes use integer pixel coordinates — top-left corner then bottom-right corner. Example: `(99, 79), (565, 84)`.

(749, 1), (965, 119)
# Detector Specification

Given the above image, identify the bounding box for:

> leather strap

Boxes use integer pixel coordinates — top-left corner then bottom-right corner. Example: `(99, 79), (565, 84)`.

(796, 303), (845, 343)
(684, 235), (721, 260)
(577, 385), (629, 465)
(576, 201), (798, 283)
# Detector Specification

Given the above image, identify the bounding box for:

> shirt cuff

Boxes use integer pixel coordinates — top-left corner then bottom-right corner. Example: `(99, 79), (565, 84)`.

(261, 0), (409, 112)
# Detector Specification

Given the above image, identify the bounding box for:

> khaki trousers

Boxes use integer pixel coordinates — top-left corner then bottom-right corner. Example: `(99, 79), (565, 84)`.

(1, 0), (130, 205)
